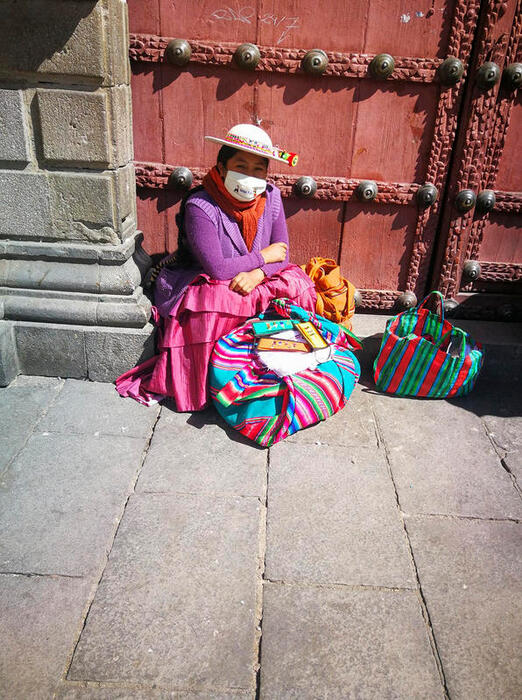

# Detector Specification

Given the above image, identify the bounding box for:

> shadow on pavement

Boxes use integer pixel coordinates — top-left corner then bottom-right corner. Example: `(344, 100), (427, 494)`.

(356, 333), (522, 419)
(163, 399), (266, 450)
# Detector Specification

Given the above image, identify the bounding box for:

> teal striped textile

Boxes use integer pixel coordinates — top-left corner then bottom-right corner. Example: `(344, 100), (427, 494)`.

(209, 299), (361, 446)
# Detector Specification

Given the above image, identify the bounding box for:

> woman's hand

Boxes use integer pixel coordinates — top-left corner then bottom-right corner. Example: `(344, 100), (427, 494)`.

(229, 268), (265, 295)
(261, 242), (288, 264)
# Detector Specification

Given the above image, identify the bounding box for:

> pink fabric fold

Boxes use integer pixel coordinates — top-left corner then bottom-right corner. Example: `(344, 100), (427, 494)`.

(115, 264), (317, 412)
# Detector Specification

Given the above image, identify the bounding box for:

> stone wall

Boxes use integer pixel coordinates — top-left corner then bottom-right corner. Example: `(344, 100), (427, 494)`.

(0, 0), (153, 385)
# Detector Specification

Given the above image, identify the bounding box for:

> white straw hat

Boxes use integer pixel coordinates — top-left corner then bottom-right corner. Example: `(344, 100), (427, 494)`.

(205, 123), (298, 167)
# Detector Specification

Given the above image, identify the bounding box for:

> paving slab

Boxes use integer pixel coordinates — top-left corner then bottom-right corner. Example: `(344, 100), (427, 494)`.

(259, 583), (443, 699)
(55, 684), (252, 699)
(285, 383), (377, 447)
(478, 402), (521, 458)
(0, 375), (63, 469)
(406, 516), (522, 700)
(266, 442), (415, 587)
(69, 493), (260, 690)
(38, 379), (160, 438)
(457, 378), (522, 457)
(0, 573), (91, 700)
(0, 433), (147, 576)
(503, 450), (522, 485)
(370, 392), (522, 519)
(137, 407), (265, 497)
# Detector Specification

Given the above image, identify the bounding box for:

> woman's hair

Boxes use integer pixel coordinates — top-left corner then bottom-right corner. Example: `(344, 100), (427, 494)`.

(217, 145), (239, 167)
(217, 145), (269, 169)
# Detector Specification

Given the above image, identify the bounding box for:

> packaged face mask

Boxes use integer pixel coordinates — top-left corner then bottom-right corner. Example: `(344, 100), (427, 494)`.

(224, 170), (267, 202)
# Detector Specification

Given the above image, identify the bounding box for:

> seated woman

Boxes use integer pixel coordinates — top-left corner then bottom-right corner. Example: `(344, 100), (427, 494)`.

(116, 123), (317, 411)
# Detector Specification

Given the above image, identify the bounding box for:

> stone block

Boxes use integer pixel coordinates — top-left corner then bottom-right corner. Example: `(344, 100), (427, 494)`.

(0, 89), (30, 163)
(0, 374), (62, 469)
(0, 1), (105, 82)
(370, 392), (522, 519)
(48, 167), (136, 243)
(106, 0), (131, 86)
(285, 383), (377, 447)
(4, 289), (150, 328)
(39, 378), (159, 438)
(406, 517), (522, 699)
(0, 171), (52, 239)
(1, 258), (100, 294)
(0, 433), (148, 576)
(0, 254), (142, 295)
(14, 321), (87, 379)
(95, 290), (151, 327)
(85, 324), (155, 382)
(68, 493), (260, 689)
(266, 442), (415, 587)
(0, 321), (19, 387)
(37, 88), (110, 166)
(114, 163), (136, 224)
(0, 574), (91, 699)
(0, 233), (139, 264)
(259, 584), (443, 698)
(110, 86), (133, 166)
(137, 407), (266, 497)
(49, 171), (119, 243)
(3, 290), (100, 326)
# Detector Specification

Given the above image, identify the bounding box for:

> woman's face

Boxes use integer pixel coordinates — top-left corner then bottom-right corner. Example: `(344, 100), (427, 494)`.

(217, 150), (269, 180)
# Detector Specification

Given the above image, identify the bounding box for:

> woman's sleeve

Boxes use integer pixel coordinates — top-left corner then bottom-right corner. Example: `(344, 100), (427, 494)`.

(260, 187), (290, 277)
(184, 201), (265, 280)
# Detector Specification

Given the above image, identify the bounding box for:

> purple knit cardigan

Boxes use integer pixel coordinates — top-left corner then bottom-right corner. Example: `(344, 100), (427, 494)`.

(154, 183), (290, 317)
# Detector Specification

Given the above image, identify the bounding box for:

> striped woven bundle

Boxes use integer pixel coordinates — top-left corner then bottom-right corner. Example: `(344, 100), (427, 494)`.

(209, 299), (361, 447)
(373, 291), (484, 398)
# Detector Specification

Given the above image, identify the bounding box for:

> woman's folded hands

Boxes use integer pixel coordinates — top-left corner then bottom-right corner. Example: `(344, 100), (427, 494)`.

(229, 268), (265, 295)
(229, 243), (287, 295)
(261, 242), (288, 264)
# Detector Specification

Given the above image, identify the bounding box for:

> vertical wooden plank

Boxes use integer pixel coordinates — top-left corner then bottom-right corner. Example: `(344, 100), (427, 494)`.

(256, 73), (358, 178)
(365, 0), (457, 58)
(159, 0), (257, 42)
(137, 189), (168, 256)
(283, 199), (345, 265)
(130, 65), (164, 164)
(160, 65), (258, 169)
(127, 0), (160, 34)
(340, 204), (417, 290)
(258, 0), (367, 52)
(351, 82), (438, 183)
(494, 96), (522, 192)
(478, 214), (522, 262)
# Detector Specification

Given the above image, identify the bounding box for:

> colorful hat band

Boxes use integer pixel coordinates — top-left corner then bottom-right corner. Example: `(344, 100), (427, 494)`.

(225, 132), (278, 157)
(224, 132), (299, 167)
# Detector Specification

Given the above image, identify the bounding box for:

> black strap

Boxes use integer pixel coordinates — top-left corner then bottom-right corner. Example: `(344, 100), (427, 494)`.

(143, 185), (205, 288)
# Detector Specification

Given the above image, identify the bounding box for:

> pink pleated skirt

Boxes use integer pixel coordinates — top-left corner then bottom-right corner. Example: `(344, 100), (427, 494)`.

(115, 264), (317, 411)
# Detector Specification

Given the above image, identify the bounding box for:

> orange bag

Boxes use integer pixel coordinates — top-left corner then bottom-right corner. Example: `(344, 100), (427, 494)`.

(301, 257), (356, 330)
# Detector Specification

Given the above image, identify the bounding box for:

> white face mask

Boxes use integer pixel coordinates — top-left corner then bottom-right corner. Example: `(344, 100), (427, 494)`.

(224, 170), (267, 202)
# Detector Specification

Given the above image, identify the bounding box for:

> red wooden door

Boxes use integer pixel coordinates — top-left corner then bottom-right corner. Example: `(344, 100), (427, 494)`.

(432, 0), (522, 320)
(127, 0), (518, 315)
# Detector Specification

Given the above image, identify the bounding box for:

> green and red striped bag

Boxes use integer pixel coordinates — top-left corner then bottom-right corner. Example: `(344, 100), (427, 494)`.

(373, 291), (484, 398)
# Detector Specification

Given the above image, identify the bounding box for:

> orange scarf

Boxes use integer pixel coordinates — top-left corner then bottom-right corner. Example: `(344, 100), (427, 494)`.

(202, 166), (266, 252)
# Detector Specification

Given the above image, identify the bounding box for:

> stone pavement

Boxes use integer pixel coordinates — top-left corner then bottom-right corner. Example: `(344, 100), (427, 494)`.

(1, 363), (521, 698)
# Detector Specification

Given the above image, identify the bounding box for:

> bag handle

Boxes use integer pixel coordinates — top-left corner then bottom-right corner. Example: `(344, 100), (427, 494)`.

(305, 257), (336, 280)
(417, 290), (445, 323)
(434, 326), (468, 362)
